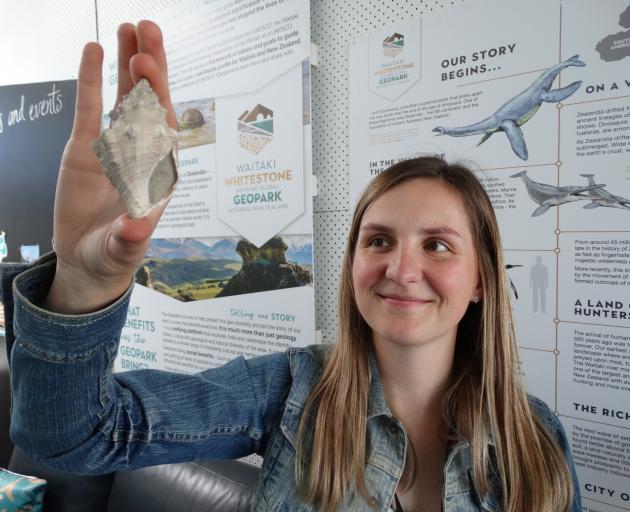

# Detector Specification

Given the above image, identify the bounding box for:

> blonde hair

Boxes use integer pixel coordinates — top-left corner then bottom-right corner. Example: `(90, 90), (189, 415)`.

(296, 157), (573, 511)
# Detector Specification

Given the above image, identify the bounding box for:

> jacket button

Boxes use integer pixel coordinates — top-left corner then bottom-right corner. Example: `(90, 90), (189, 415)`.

(368, 496), (379, 507)
(389, 421), (398, 434)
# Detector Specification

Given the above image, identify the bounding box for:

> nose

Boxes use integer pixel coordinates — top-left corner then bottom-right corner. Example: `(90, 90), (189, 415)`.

(385, 244), (422, 285)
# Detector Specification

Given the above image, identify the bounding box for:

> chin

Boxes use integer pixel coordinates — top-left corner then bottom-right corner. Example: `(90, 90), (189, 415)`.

(373, 328), (428, 347)
(371, 322), (458, 350)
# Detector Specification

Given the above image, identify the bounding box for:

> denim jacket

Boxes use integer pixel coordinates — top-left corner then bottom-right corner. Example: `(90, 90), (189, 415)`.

(1, 255), (581, 511)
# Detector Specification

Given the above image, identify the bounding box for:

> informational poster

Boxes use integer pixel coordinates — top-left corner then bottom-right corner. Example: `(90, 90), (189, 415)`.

(350, 1), (630, 510)
(100, 0), (314, 373)
(0, 79), (76, 333)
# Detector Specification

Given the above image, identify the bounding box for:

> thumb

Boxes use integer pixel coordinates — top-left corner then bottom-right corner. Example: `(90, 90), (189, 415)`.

(112, 214), (154, 243)
(111, 198), (165, 243)
(107, 215), (154, 269)
(108, 201), (167, 267)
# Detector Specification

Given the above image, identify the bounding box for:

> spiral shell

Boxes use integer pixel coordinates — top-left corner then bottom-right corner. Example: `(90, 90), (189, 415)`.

(93, 79), (178, 218)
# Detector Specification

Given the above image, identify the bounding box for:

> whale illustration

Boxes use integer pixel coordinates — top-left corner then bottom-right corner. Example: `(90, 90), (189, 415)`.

(433, 55), (585, 160)
(580, 174), (630, 211)
(510, 170), (604, 216)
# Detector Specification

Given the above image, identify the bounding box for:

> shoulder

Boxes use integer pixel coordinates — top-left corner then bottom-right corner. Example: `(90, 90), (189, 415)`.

(526, 395), (582, 510)
(242, 343), (330, 373)
(527, 394), (555, 426)
(286, 343), (331, 370)
(283, 344), (332, 405)
(237, 344), (331, 401)
(526, 394), (570, 448)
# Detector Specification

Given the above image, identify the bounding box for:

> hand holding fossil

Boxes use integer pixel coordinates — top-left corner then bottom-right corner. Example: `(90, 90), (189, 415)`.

(44, 21), (177, 314)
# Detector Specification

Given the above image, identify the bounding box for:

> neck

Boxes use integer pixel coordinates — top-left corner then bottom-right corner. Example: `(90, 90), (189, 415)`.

(373, 336), (456, 427)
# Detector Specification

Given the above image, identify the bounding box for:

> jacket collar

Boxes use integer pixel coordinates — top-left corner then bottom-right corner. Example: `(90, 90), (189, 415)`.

(366, 349), (496, 445)
(366, 349), (501, 510)
(366, 350), (392, 419)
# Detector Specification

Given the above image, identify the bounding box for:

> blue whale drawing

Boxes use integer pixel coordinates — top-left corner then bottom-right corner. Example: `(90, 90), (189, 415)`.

(433, 55), (585, 160)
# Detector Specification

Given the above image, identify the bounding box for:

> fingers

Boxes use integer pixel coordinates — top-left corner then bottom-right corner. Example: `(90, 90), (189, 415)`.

(136, 20), (176, 128)
(115, 23), (137, 105)
(115, 21), (175, 128)
(129, 53), (177, 128)
(136, 20), (169, 79)
(73, 23), (173, 139)
(72, 42), (104, 140)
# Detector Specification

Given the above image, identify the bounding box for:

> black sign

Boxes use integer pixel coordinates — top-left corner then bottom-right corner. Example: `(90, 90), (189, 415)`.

(0, 80), (76, 262)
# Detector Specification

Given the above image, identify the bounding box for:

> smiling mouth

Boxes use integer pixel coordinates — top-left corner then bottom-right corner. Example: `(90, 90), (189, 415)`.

(377, 294), (431, 307)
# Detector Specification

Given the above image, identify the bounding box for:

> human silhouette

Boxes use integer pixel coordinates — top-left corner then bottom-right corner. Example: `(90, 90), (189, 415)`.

(530, 256), (548, 313)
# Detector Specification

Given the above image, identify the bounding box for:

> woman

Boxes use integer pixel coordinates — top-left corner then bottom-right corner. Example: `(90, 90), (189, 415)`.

(294, 160), (580, 511)
(2, 22), (579, 511)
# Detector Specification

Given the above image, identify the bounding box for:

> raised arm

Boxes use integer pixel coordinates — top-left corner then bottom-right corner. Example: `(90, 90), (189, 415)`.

(46, 21), (176, 314)
(4, 22), (292, 475)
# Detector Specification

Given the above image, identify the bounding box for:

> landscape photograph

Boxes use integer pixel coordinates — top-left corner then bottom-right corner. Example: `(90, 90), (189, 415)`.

(136, 235), (313, 302)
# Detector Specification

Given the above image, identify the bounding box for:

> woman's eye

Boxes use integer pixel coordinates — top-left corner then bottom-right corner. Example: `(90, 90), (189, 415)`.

(368, 237), (389, 248)
(426, 240), (450, 253)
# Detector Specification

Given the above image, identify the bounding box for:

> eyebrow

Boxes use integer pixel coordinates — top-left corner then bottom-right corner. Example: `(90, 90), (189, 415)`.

(359, 222), (463, 238)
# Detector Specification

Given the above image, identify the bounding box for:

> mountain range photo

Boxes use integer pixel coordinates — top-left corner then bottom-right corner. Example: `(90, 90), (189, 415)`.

(137, 236), (313, 301)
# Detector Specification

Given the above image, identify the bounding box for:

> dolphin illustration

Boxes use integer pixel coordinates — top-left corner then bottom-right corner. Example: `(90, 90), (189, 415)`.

(510, 170), (605, 216)
(580, 174), (630, 211)
(433, 55), (585, 160)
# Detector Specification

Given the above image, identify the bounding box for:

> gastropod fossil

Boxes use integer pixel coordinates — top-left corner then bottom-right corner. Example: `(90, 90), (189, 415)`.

(93, 78), (178, 218)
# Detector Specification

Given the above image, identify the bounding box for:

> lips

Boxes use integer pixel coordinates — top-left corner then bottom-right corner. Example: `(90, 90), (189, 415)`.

(377, 293), (431, 307)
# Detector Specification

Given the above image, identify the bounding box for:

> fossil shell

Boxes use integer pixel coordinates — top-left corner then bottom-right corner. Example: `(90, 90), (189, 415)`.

(93, 78), (178, 218)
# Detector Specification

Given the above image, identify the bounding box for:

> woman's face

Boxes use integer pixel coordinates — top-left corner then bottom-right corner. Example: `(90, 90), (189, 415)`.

(352, 178), (482, 350)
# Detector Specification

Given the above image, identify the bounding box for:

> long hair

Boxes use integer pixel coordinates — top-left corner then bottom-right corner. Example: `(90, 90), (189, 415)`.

(295, 156), (573, 511)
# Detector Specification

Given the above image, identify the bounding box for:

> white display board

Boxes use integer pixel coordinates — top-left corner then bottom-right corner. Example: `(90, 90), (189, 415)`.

(98, 0), (315, 374)
(349, 1), (630, 510)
